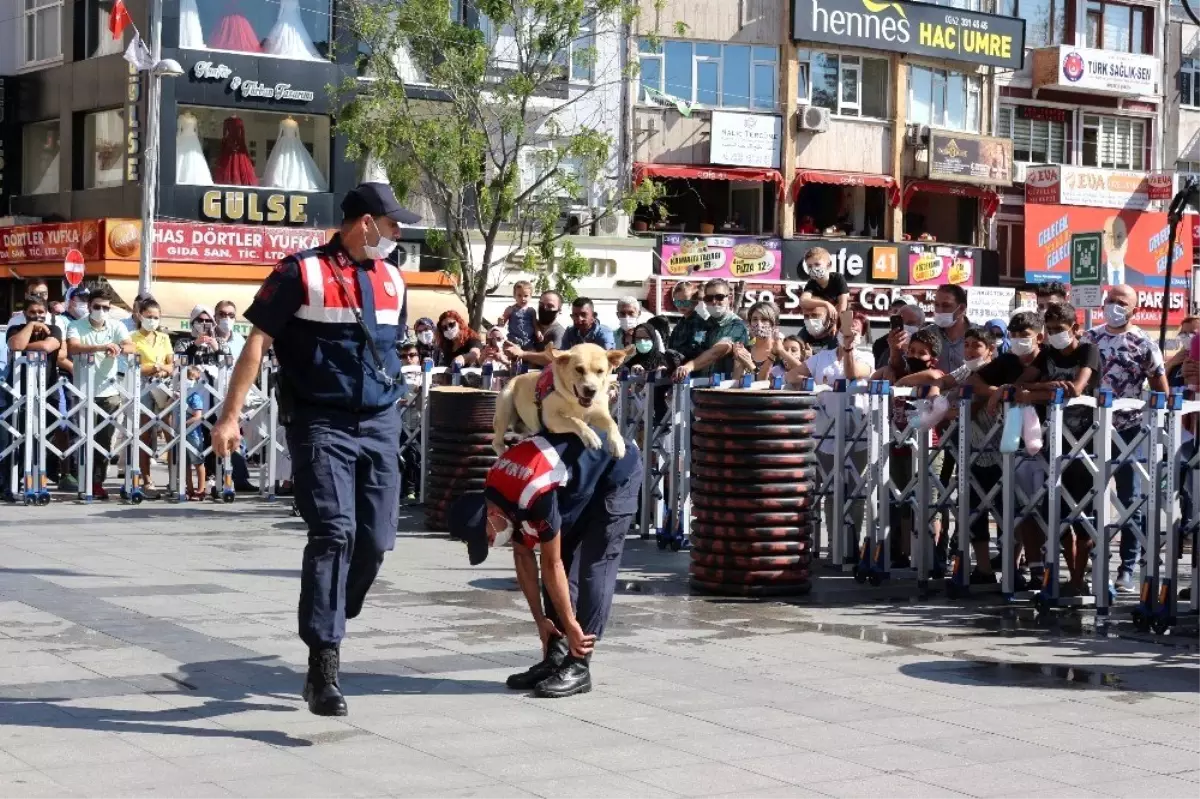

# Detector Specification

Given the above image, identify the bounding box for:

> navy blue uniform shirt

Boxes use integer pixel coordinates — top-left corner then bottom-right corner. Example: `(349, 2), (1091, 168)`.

(245, 235), (407, 413)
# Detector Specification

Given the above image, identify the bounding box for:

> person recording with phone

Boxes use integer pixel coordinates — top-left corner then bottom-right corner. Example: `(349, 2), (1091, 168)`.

(211, 183), (417, 717)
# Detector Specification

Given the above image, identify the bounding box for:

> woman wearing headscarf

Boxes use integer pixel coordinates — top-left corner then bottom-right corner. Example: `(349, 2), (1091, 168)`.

(984, 318), (1010, 356)
(624, 316), (681, 429)
(435, 310), (482, 367)
(412, 317), (438, 363)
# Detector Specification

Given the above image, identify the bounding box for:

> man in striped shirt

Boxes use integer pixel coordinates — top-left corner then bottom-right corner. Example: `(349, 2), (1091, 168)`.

(450, 428), (642, 698)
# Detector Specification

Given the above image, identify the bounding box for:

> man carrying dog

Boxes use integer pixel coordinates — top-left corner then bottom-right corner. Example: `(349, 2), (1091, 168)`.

(449, 427), (642, 697)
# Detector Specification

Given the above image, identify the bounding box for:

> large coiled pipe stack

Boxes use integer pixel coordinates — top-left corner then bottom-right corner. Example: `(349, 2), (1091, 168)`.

(688, 388), (820, 597)
(424, 386), (507, 532)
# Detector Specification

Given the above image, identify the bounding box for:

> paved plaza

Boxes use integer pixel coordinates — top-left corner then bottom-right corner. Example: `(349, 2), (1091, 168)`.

(0, 499), (1197, 798)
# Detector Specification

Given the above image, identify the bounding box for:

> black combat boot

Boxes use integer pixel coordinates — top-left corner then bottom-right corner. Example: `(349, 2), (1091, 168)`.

(303, 646), (348, 716)
(506, 636), (568, 690)
(534, 654), (592, 698)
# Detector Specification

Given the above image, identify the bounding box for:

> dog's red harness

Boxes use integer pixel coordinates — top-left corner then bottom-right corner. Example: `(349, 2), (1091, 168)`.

(534, 367), (555, 405)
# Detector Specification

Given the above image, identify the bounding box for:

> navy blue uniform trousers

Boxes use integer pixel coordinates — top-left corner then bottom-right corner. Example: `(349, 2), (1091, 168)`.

(542, 459), (643, 639)
(288, 405), (400, 649)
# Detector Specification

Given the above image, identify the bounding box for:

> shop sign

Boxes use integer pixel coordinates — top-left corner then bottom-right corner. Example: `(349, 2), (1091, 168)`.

(126, 62), (142, 182)
(0, 222), (101, 264)
(1025, 204), (1193, 300)
(201, 190), (310, 224)
(1024, 164), (1161, 211)
(709, 112), (782, 169)
(791, 0), (1025, 70)
(907, 244), (975, 287)
(1016, 106), (1068, 123)
(659, 235), (783, 280)
(1032, 45), (1158, 96)
(101, 219), (328, 265)
(191, 61), (316, 103)
(926, 130), (1013, 187)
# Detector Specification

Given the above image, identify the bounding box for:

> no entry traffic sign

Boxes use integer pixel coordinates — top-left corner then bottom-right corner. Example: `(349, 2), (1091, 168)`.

(64, 249), (85, 287)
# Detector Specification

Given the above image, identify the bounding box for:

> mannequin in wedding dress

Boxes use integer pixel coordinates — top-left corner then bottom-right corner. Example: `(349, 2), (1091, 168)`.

(176, 112), (214, 186)
(262, 117), (327, 192)
(264, 0), (323, 60)
(178, 0), (206, 49)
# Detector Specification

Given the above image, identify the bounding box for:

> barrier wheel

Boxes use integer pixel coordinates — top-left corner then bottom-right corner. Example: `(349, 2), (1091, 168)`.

(669, 538), (681, 552)
(37, 493), (51, 506)
(657, 537), (668, 551)
(22, 495), (32, 507)
(119, 489), (129, 501)
(869, 573), (884, 587)
(223, 492), (235, 504)
(1152, 617), (1171, 635)
(131, 492), (144, 505)
(853, 569), (867, 584)
(1131, 611), (1150, 633)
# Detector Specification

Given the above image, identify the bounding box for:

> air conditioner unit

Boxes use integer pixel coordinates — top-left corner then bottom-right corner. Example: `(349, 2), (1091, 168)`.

(565, 206), (593, 235)
(796, 105), (830, 133)
(594, 210), (629, 238)
(905, 124), (930, 148)
(1012, 162), (1029, 184)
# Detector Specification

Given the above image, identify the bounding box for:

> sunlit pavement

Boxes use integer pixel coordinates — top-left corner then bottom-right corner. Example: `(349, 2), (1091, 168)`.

(0, 499), (1196, 798)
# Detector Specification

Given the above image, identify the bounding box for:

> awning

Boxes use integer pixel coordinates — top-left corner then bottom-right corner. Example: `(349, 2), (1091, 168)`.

(902, 180), (1000, 218)
(791, 170), (900, 207)
(633, 163), (785, 199)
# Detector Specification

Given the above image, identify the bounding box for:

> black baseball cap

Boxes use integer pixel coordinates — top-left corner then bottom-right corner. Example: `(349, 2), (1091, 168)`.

(341, 182), (420, 225)
(448, 491), (491, 565)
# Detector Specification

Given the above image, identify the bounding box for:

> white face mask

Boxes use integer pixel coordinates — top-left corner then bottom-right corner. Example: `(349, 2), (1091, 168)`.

(489, 516), (513, 549)
(363, 218), (398, 261)
(934, 310), (958, 329)
(903, 324), (920, 337)
(443, 325), (460, 340)
(141, 317), (160, 332)
(216, 318), (233, 335)
(964, 356), (988, 372)
(618, 316), (638, 332)
(70, 301), (88, 318)
(89, 308), (108, 324)
(1047, 331), (1073, 350)
(417, 330), (434, 345)
(804, 318), (826, 336)
(695, 302), (710, 320)
(1104, 303), (1129, 328)
(809, 265), (830, 282)
(1178, 333), (1196, 351)
(750, 321), (772, 339)
(1010, 338), (1036, 357)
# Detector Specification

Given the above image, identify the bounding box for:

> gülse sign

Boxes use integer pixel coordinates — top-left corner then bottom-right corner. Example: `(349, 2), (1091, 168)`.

(201, 190), (309, 224)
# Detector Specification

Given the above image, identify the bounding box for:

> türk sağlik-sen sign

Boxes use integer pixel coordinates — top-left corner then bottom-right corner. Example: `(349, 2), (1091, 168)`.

(792, 0), (1026, 71)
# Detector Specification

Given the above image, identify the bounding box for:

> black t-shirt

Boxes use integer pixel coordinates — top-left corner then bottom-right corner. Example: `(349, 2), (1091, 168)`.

(439, 337), (482, 365)
(6, 322), (64, 385)
(1031, 342), (1101, 434)
(800, 329), (838, 352)
(977, 352), (1026, 387)
(873, 335), (890, 369)
(803, 273), (850, 306)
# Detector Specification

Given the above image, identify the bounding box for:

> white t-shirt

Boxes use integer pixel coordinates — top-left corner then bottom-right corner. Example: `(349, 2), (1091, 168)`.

(806, 346), (874, 454)
(67, 317), (131, 398)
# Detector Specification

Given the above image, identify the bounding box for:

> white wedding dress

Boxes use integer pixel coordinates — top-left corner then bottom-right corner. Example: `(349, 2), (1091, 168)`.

(262, 118), (327, 191)
(263, 0), (322, 60)
(178, 0), (206, 49)
(176, 112), (214, 186)
(32, 153), (60, 195)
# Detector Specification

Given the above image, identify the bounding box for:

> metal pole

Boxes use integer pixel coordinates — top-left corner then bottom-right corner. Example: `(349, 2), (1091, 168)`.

(137, 0), (165, 298)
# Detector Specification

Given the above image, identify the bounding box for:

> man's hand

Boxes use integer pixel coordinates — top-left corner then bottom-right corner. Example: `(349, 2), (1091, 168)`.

(453, 355), (466, 367)
(888, 329), (909, 355)
(565, 621), (596, 658)
(840, 332), (859, 352)
(104, 343), (121, 358)
(503, 341), (524, 361)
(673, 362), (694, 383)
(536, 617), (562, 655)
(732, 343), (754, 370)
(29, 322), (49, 336)
(986, 387), (1008, 415)
(211, 416), (242, 457)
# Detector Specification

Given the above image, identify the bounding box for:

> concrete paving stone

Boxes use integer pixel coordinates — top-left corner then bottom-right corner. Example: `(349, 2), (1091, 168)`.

(0, 769), (82, 798)
(217, 771), (386, 798)
(1003, 720), (1148, 754)
(918, 731), (1060, 765)
(168, 749), (322, 783)
(1079, 715), (1199, 746)
(465, 752), (608, 782)
(0, 750), (34, 773)
(836, 742), (976, 774)
(843, 714), (975, 743)
(1009, 752), (1156, 786)
(684, 705), (829, 733)
(5, 734), (159, 770)
(736, 751), (883, 785)
(513, 772), (682, 798)
(907, 762), (1077, 797)
(664, 730), (807, 762)
(1098, 775), (1200, 797)
(625, 761), (790, 797)
(568, 741), (710, 772)
(753, 721), (898, 753)
(1175, 769), (1200, 782)
(766, 695), (907, 723)
(810, 772), (974, 798)
(45, 757), (200, 792)
(106, 783), (235, 797)
(1100, 743), (1200, 775)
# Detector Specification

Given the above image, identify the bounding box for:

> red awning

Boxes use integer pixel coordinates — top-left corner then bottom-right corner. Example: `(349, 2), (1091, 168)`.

(791, 170), (900, 206)
(633, 163), (784, 199)
(903, 180), (1000, 218)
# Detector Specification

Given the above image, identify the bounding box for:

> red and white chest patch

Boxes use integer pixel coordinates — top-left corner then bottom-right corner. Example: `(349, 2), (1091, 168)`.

(295, 251), (405, 327)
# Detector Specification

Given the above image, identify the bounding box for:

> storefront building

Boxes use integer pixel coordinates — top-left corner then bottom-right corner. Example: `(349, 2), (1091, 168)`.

(0, 0), (451, 323)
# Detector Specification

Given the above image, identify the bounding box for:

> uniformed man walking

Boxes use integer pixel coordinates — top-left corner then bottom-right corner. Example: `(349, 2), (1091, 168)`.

(213, 183), (416, 716)
(449, 428), (642, 697)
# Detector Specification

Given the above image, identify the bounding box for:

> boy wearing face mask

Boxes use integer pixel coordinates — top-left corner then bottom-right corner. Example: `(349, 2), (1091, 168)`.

(413, 317), (438, 363)
(799, 247), (850, 316)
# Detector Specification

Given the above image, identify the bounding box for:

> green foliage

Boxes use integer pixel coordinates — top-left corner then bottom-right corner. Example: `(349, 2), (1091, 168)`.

(337, 0), (664, 328)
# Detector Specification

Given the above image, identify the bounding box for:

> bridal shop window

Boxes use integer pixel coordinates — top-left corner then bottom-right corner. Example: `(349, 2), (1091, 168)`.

(84, 109), (127, 189)
(23, 120), (61, 195)
(180, 0), (332, 61)
(177, 106), (331, 192)
(23, 0), (63, 66)
(83, 1), (129, 59)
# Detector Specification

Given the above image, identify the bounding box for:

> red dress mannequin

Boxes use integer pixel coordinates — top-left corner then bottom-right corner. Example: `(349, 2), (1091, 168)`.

(213, 116), (258, 186)
(209, 9), (263, 52)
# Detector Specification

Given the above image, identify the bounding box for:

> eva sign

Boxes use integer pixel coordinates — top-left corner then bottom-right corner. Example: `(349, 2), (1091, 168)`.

(63, 249), (85, 287)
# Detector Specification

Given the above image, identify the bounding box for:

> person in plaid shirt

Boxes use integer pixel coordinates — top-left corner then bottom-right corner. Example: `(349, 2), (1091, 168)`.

(1083, 285), (1169, 593)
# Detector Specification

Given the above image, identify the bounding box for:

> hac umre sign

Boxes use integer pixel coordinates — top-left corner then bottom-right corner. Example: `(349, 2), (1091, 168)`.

(792, 0), (1025, 71)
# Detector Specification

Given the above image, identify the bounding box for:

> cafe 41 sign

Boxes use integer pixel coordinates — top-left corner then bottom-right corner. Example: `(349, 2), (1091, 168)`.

(792, 0), (1026, 70)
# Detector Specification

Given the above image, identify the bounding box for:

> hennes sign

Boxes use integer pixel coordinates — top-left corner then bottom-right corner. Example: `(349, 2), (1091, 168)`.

(792, 0), (1025, 71)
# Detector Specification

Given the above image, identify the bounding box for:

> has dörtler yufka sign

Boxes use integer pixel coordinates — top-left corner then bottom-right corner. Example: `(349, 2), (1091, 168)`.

(792, 0), (1026, 71)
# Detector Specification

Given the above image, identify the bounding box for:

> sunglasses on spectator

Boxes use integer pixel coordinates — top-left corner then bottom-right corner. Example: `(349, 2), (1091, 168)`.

(216, 311), (236, 319)
(92, 304), (112, 311)
(705, 293), (728, 303)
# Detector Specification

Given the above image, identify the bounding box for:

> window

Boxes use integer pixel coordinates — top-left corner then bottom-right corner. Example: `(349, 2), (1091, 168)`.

(177, 106), (332, 191)
(568, 20), (595, 83)
(907, 66), (981, 132)
(1081, 114), (1146, 170)
(998, 0), (1067, 48)
(84, 109), (126, 190)
(637, 39), (778, 110)
(1085, 1), (1151, 54)
(82, 1), (127, 59)
(179, 0), (331, 60)
(23, 0), (62, 66)
(23, 120), (60, 195)
(798, 51), (888, 119)
(1183, 59), (1200, 107)
(997, 106), (1069, 164)
(518, 147), (587, 203)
